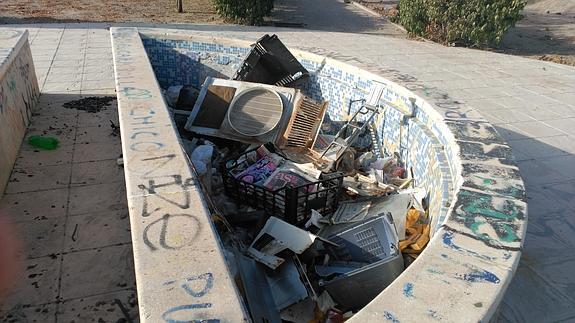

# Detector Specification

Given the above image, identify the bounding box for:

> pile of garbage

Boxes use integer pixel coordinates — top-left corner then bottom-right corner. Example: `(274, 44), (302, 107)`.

(163, 34), (431, 322)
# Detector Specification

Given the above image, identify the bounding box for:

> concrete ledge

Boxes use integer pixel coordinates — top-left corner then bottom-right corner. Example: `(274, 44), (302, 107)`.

(110, 27), (248, 322)
(0, 30), (39, 196)
(112, 27), (528, 322)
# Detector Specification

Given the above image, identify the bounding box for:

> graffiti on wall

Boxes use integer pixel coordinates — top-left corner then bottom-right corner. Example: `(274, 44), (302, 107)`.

(112, 28), (231, 321)
(0, 34), (39, 196)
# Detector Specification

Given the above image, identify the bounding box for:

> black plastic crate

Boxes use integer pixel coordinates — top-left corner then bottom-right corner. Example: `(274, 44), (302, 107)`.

(233, 34), (310, 88)
(221, 148), (343, 225)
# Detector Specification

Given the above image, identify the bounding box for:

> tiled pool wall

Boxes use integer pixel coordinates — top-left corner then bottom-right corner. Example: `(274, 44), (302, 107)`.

(142, 35), (458, 233)
(0, 30), (39, 195)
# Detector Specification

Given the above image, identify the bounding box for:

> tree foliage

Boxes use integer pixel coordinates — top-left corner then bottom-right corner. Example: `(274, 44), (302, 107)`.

(397, 0), (526, 46)
(213, 0), (274, 25)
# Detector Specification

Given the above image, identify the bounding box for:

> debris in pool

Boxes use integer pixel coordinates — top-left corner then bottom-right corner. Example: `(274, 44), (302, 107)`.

(190, 144), (214, 193)
(317, 214), (404, 311)
(168, 35), (433, 320)
(326, 193), (411, 239)
(221, 144), (343, 225)
(184, 77), (328, 155)
(163, 85), (200, 112)
(165, 85), (183, 107)
(176, 85), (200, 110)
(234, 34), (310, 87)
(247, 216), (336, 269)
(62, 96), (115, 113)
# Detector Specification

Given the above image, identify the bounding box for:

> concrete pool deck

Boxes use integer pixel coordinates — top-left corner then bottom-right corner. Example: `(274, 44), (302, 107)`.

(0, 23), (574, 322)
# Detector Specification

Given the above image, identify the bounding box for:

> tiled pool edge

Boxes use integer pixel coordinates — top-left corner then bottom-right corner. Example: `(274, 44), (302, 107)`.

(111, 27), (527, 322)
(0, 30), (39, 196)
(110, 28), (248, 322)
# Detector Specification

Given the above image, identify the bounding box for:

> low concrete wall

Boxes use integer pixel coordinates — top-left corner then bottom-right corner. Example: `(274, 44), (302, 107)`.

(112, 27), (528, 322)
(0, 30), (39, 196)
(110, 27), (249, 322)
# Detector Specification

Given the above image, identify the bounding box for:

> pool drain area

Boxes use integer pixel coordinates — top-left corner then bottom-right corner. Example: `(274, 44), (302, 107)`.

(111, 27), (527, 322)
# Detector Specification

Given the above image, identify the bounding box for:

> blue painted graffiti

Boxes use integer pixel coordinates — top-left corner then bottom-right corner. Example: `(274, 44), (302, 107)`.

(384, 310), (400, 323)
(162, 273), (219, 322)
(442, 231), (496, 261)
(161, 303), (219, 323)
(455, 269), (500, 284)
(403, 283), (414, 298)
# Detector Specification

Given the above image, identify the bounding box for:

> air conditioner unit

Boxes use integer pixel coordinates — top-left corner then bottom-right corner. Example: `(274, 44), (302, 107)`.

(185, 77), (328, 151)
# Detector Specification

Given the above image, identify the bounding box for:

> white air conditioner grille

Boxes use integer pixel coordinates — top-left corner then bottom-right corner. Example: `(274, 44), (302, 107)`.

(227, 88), (284, 137)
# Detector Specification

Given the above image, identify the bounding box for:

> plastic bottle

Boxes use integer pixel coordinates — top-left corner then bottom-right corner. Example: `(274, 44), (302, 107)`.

(27, 136), (59, 150)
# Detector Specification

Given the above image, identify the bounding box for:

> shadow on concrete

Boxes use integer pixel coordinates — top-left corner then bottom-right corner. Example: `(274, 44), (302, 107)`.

(491, 126), (575, 322)
(269, 0), (404, 35)
(0, 89), (139, 322)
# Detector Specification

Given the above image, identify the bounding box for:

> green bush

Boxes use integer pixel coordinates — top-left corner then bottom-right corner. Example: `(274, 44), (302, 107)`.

(397, 0), (526, 46)
(213, 0), (274, 25)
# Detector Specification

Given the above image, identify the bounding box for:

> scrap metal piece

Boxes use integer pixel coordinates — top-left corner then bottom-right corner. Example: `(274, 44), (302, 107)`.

(234, 34), (310, 87)
(236, 254), (310, 323)
(318, 254), (404, 311)
(185, 78), (328, 154)
(321, 214), (399, 263)
(185, 77), (297, 144)
(314, 261), (366, 277)
(236, 254), (282, 323)
(317, 214), (404, 311)
(267, 257), (309, 310)
(326, 193), (410, 239)
(280, 297), (317, 323)
(247, 216), (335, 269)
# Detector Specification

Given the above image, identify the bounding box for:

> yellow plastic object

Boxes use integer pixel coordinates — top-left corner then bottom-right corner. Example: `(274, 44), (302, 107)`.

(405, 208), (420, 229)
(410, 224), (430, 252)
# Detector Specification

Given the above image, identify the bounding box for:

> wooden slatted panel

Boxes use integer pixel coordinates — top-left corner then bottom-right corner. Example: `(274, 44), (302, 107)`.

(285, 97), (326, 148)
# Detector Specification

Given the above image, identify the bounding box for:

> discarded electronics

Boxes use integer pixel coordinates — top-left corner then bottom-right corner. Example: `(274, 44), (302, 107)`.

(234, 34), (310, 87)
(237, 254), (311, 323)
(247, 216), (336, 269)
(168, 33), (433, 321)
(317, 214), (404, 311)
(326, 193), (411, 239)
(185, 77), (328, 152)
(222, 145), (343, 225)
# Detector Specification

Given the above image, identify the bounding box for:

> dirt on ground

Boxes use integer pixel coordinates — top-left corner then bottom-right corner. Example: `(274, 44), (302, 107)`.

(358, 0), (575, 67)
(0, 0), (222, 24)
(499, 0), (575, 66)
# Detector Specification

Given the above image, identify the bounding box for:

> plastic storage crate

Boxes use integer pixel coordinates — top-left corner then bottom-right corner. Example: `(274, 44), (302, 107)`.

(233, 34), (310, 88)
(221, 148), (343, 225)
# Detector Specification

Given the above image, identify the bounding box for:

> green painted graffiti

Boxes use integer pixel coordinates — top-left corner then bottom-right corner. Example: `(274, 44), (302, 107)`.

(8, 79), (17, 92)
(456, 190), (522, 244)
(461, 191), (519, 221)
(472, 174), (523, 199)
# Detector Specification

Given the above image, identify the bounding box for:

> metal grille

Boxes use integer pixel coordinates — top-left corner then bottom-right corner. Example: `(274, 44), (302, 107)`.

(228, 88), (284, 137)
(355, 227), (386, 260)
